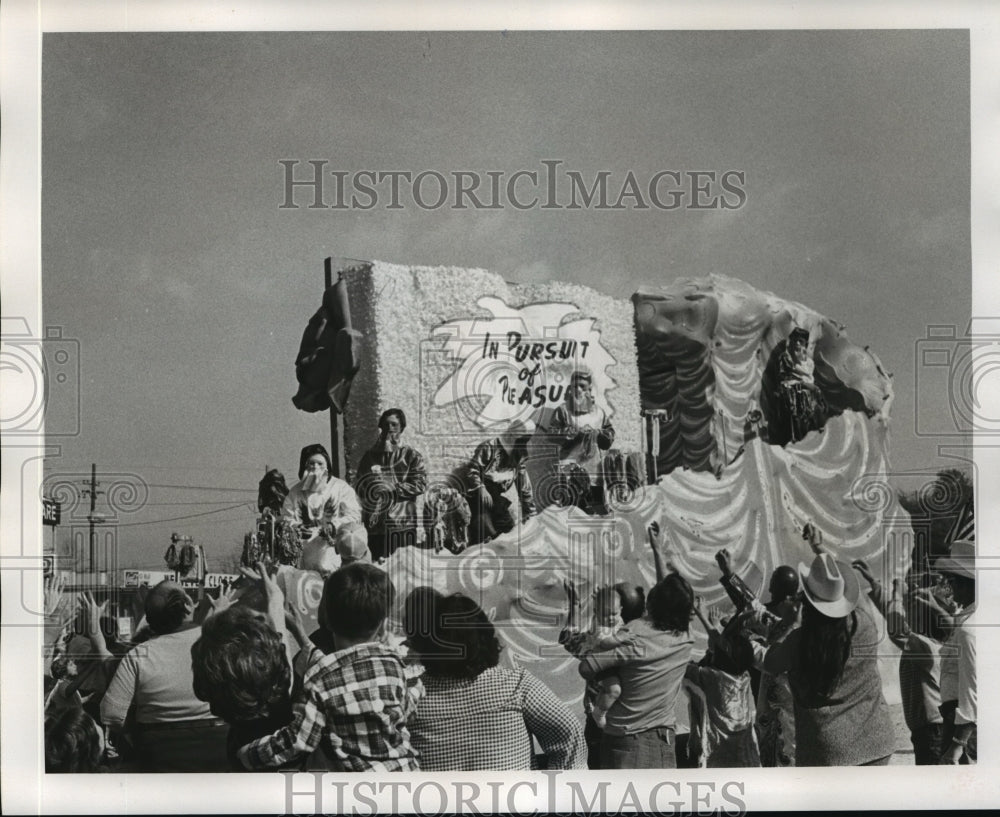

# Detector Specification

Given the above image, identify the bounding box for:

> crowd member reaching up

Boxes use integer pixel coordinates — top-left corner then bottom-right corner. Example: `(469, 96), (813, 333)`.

(853, 559), (946, 766)
(576, 522), (695, 768)
(685, 600), (761, 767)
(753, 565), (801, 768)
(236, 562), (423, 772)
(933, 540), (977, 765)
(763, 524), (895, 766)
(560, 579), (645, 768)
(100, 580), (229, 772)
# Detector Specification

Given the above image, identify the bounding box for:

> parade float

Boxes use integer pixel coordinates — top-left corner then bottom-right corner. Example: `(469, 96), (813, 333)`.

(260, 259), (909, 705)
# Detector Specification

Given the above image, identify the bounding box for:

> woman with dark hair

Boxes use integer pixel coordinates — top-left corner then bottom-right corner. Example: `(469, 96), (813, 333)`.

(45, 707), (108, 773)
(191, 606), (294, 770)
(577, 523), (695, 769)
(763, 527), (895, 766)
(405, 590), (586, 771)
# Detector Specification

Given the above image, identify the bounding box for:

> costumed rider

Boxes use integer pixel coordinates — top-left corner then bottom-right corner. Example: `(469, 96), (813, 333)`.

(777, 328), (829, 443)
(466, 419), (537, 546)
(282, 443), (366, 576)
(354, 408), (428, 562)
(545, 369), (615, 514)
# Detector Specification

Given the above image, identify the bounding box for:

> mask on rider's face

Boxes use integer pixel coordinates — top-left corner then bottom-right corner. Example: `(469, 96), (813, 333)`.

(302, 471), (328, 492)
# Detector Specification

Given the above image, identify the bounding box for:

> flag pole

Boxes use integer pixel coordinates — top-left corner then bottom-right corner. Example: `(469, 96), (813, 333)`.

(324, 258), (348, 480)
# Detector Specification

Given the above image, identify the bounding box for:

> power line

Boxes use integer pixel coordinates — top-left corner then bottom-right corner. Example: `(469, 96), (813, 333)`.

(145, 484), (256, 493)
(104, 465), (270, 472)
(115, 503), (253, 528)
(143, 500), (255, 506)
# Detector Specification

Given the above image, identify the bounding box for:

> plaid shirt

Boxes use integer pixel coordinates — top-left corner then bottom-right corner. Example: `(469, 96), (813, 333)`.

(237, 641), (423, 772)
(409, 666), (586, 771)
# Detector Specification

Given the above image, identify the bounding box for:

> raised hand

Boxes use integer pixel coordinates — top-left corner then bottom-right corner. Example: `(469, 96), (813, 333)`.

(851, 559), (877, 588)
(802, 522), (825, 555)
(79, 591), (108, 638)
(44, 574), (66, 618)
(207, 585), (239, 617)
(707, 605), (724, 633)
(284, 601), (310, 649)
(563, 578), (580, 606)
(692, 595), (711, 633)
(255, 561), (286, 633)
(715, 548), (733, 577)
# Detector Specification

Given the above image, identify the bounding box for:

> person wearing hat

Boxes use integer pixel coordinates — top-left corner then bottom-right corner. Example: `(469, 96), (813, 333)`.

(545, 369), (616, 514)
(354, 408), (428, 562)
(282, 443), (363, 546)
(853, 558), (947, 766)
(465, 419), (537, 545)
(754, 564), (801, 767)
(763, 526), (895, 766)
(934, 539), (976, 764)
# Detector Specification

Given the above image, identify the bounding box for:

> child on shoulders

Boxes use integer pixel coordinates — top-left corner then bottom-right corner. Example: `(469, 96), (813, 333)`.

(237, 562), (423, 772)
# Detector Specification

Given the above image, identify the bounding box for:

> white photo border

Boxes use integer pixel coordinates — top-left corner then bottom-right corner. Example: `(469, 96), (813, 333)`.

(3, 1), (999, 813)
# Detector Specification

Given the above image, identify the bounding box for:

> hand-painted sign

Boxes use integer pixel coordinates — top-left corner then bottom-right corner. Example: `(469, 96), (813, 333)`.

(432, 298), (617, 427)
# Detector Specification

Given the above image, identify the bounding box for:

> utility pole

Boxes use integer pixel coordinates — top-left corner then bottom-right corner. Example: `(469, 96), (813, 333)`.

(81, 464), (104, 573)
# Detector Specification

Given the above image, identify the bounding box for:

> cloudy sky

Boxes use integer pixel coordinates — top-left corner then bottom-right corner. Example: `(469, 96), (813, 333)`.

(40, 30), (970, 571)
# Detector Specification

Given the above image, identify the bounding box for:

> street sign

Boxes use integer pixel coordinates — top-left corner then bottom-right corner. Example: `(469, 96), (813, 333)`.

(122, 569), (176, 588)
(204, 572), (239, 589)
(42, 498), (61, 526)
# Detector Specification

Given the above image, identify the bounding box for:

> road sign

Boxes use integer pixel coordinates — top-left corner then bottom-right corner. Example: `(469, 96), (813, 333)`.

(204, 572), (239, 589)
(122, 569), (176, 588)
(42, 498), (61, 526)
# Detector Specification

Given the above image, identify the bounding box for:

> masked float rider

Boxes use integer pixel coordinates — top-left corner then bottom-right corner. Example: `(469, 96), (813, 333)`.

(282, 444), (363, 570)
(546, 370), (615, 514)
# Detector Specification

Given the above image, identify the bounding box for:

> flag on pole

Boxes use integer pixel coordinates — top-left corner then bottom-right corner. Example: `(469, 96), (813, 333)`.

(292, 274), (363, 414)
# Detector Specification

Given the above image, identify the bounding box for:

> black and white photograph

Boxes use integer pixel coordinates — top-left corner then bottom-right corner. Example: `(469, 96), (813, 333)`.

(2, 2), (998, 813)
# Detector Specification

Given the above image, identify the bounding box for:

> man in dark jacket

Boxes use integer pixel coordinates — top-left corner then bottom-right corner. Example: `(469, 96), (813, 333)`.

(465, 419), (537, 545)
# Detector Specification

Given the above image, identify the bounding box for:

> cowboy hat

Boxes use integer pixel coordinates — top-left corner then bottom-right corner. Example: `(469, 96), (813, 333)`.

(798, 553), (861, 618)
(934, 539), (975, 580)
